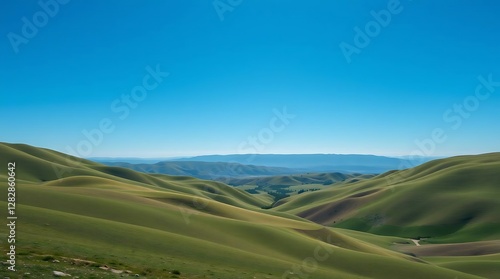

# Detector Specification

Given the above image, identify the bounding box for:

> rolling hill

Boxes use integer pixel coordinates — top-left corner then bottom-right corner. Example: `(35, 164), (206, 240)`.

(275, 153), (500, 243)
(220, 172), (375, 203)
(0, 142), (498, 278)
(272, 153), (500, 277)
(220, 172), (366, 187)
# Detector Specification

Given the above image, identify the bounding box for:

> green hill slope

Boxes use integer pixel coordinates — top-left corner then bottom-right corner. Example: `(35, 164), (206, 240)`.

(275, 153), (500, 243)
(220, 172), (369, 187)
(221, 172), (374, 203)
(0, 143), (493, 278)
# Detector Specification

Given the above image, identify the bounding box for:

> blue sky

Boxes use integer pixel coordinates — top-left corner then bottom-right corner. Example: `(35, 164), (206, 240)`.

(1, 0), (499, 157)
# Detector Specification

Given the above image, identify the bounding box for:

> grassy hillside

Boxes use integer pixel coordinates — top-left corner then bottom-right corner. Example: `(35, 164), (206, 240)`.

(272, 154), (500, 278)
(275, 153), (500, 243)
(0, 143), (269, 210)
(220, 172), (366, 187)
(222, 172), (374, 203)
(0, 143), (496, 278)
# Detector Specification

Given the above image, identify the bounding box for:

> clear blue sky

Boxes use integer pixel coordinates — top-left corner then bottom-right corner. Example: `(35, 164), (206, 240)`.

(1, 0), (499, 157)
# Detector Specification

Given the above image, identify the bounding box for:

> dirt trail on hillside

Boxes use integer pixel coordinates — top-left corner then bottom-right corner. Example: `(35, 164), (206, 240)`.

(396, 240), (500, 256)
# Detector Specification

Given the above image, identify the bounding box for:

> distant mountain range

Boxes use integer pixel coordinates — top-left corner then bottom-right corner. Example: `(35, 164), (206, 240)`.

(96, 154), (433, 179)
(102, 161), (298, 179)
(89, 157), (178, 164)
(173, 154), (431, 172)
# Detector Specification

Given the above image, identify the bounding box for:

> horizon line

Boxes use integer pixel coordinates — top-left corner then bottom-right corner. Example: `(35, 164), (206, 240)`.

(86, 153), (447, 160)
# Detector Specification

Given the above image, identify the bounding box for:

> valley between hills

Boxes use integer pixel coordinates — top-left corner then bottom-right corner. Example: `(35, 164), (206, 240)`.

(1, 142), (499, 278)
